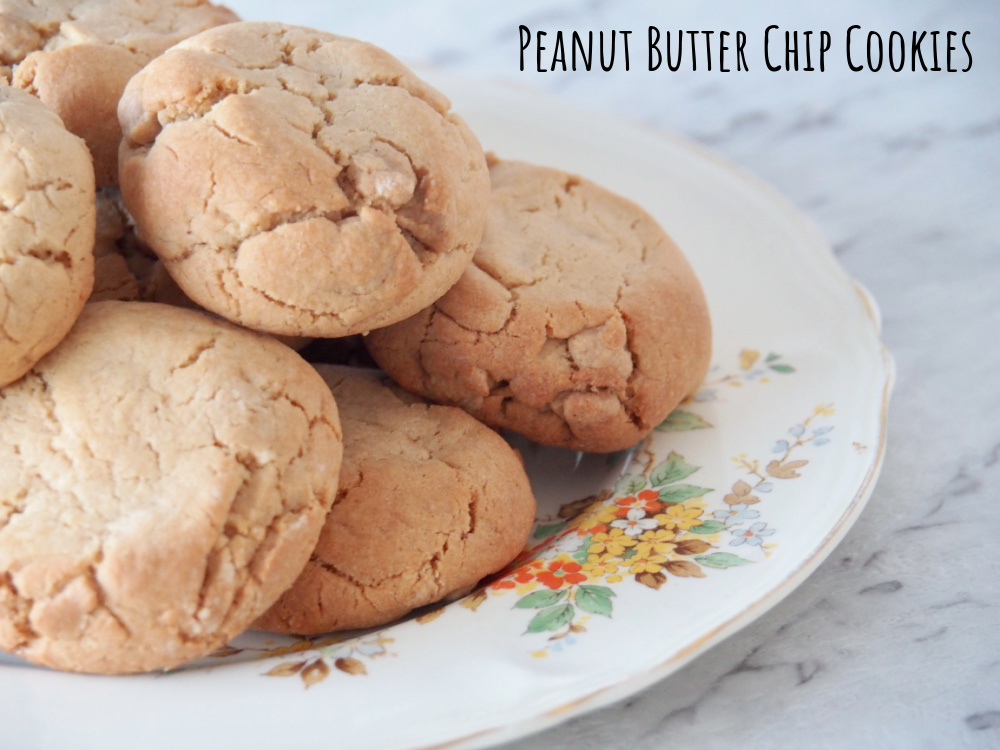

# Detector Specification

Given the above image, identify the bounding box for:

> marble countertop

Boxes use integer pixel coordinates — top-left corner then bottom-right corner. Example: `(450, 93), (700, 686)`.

(230, 1), (999, 747)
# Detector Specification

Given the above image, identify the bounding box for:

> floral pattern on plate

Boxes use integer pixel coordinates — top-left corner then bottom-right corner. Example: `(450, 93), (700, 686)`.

(248, 349), (836, 674)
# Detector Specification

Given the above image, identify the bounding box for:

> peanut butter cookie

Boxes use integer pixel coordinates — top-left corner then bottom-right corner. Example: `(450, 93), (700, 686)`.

(3, 0), (239, 186)
(118, 21), (489, 338)
(365, 157), (712, 453)
(0, 301), (343, 673)
(0, 87), (95, 388)
(256, 365), (536, 634)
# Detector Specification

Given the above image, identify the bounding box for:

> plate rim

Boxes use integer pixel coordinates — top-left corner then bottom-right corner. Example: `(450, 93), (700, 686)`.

(0, 75), (895, 750)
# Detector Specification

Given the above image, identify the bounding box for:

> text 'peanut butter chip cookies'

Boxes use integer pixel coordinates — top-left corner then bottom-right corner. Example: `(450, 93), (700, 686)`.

(255, 365), (536, 635)
(2, 0), (239, 187)
(118, 21), (491, 339)
(0, 87), (95, 388)
(366, 157), (712, 454)
(0, 302), (343, 674)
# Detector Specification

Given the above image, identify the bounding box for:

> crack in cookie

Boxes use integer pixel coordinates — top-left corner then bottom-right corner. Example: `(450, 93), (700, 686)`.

(118, 21), (490, 338)
(365, 157), (712, 453)
(0, 302), (343, 674)
(255, 366), (535, 635)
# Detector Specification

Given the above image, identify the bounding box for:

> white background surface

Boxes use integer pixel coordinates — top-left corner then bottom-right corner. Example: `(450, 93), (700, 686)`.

(227, 1), (998, 747)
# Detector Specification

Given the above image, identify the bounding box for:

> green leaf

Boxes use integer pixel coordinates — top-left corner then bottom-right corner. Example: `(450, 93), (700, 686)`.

(615, 474), (647, 496)
(650, 451), (699, 487)
(657, 484), (713, 503)
(577, 584), (616, 599)
(768, 363), (795, 374)
(526, 603), (575, 633)
(765, 352), (781, 363)
(571, 545), (591, 565)
(532, 523), (566, 541)
(655, 410), (712, 432)
(695, 552), (752, 569)
(689, 520), (727, 535)
(575, 587), (613, 617)
(514, 590), (567, 609)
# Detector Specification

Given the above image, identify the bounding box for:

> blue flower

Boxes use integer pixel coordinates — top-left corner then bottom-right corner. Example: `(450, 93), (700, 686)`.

(713, 504), (761, 527)
(729, 522), (776, 547)
(773, 439), (790, 453)
(789, 424), (806, 436)
(756, 482), (773, 493)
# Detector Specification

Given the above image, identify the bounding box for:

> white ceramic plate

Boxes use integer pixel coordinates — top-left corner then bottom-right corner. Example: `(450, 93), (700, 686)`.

(0, 75), (893, 750)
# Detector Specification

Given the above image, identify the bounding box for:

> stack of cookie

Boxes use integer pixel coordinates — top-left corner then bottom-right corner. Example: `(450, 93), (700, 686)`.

(0, 13), (710, 675)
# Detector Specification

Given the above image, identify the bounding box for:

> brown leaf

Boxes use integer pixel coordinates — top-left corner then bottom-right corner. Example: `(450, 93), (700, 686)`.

(334, 657), (367, 676)
(416, 608), (445, 624)
(265, 660), (306, 677)
(635, 571), (667, 590)
(674, 540), (712, 556)
(766, 459), (809, 479)
(210, 646), (243, 658)
(559, 492), (608, 519)
(301, 659), (331, 687)
(722, 493), (742, 506)
(460, 590), (489, 612)
(732, 479), (752, 497)
(666, 560), (706, 578)
(569, 623), (588, 633)
(741, 494), (760, 505)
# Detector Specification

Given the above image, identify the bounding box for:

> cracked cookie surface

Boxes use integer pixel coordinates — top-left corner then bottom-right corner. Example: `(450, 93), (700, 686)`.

(0, 87), (94, 388)
(255, 365), (536, 635)
(365, 157), (712, 453)
(2, 0), (239, 186)
(0, 301), (343, 674)
(118, 21), (490, 338)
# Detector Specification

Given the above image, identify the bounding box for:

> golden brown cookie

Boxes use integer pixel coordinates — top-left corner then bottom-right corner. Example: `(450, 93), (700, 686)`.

(365, 157), (712, 453)
(0, 301), (343, 674)
(256, 365), (536, 635)
(3, 0), (239, 186)
(0, 87), (95, 388)
(88, 188), (313, 351)
(118, 21), (490, 338)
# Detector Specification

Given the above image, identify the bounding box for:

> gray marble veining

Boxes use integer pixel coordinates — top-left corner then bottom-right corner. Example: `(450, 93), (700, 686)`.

(228, 0), (999, 746)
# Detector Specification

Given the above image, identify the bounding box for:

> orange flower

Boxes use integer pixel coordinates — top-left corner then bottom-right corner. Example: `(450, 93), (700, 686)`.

(536, 560), (588, 590)
(489, 561), (541, 590)
(615, 489), (663, 516)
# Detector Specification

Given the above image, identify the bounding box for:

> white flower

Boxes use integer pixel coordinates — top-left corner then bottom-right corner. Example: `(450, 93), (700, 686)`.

(610, 508), (658, 537)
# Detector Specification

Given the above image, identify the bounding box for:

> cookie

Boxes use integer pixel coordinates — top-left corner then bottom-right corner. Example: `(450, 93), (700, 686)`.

(4, 0), (239, 186)
(88, 188), (313, 351)
(118, 21), (490, 338)
(0, 301), (343, 674)
(0, 87), (95, 388)
(365, 157), (712, 453)
(255, 365), (536, 635)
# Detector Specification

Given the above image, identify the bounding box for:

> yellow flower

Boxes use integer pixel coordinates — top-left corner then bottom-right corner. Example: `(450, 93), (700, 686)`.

(739, 349), (760, 370)
(582, 552), (621, 580)
(587, 529), (636, 557)
(814, 403), (835, 417)
(638, 528), (677, 553)
(628, 554), (667, 575)
(635, 538), (675, 557)
(655, 504), (704, 531)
